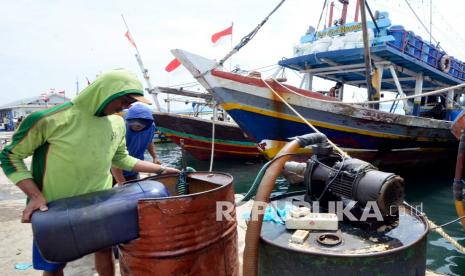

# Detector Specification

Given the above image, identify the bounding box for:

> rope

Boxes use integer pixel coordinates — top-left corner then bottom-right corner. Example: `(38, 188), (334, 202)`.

(404, 0), (440, 47)
(176, 170), (188, 195)
(261, 78), (349, 158)
(324, 0), (330, 28)
(219, 0), (286, 66)
(315, 0), (328, 31)
(271, 77), (465, 105)
(428, 219), (465, 254)
(209, 105), (217, 172)
(403, 201), (465, 254)
(430, 215), (465, 230)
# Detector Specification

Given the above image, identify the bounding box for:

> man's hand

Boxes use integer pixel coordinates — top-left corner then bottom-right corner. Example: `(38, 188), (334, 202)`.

(162, 167), (180, 174)
(22, 193), (48, 223)
(111, 167), (126, 185)
(153, 158), (161, 165)
(16, 178), (49, 223)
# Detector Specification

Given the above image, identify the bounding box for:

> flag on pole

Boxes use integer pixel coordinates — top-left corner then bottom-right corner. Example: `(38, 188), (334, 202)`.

(211, 25), (233, 43)
(165, 58), (181, 72)
(124, 30), (137, 48)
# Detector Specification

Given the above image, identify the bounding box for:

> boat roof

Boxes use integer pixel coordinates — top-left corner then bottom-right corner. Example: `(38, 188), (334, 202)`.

(278, 45), (465, 93)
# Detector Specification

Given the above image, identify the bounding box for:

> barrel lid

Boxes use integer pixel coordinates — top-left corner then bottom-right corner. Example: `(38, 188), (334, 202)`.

(260, 195), (428, 256)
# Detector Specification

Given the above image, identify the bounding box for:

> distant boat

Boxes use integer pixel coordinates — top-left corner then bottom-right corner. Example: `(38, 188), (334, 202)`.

(153, 112), (262, 160)
(152, 130), (170, 144)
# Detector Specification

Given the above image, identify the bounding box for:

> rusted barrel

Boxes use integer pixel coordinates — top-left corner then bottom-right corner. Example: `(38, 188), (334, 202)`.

(119, 172), (238, 276)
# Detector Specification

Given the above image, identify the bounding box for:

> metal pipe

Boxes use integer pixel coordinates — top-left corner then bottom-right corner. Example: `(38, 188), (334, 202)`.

(354, 0), (360, 22)
(328, 1), (335, 27)
(339, 0), (349, 24)
(388, 65), (409, 113)
(359, 0), (377, 107)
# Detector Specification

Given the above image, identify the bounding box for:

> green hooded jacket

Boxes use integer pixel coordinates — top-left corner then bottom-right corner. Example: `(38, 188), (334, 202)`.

(0, 69), (143, 201)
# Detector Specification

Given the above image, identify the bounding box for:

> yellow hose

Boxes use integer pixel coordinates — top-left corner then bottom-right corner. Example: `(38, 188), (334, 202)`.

(455, 200), (465, 229)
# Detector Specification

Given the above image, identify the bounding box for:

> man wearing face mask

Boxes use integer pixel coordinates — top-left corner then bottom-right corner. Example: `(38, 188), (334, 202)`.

(111, 103), (161, 184)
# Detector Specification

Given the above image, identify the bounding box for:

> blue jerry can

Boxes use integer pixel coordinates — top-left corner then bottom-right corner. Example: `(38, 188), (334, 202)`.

(31, 180), (170, 263)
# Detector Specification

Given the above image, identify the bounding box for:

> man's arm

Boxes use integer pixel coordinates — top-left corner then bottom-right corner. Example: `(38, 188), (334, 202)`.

(0, 113), (50, 222)
(132, 160), (179, 174)
(147, 142), (160, 164)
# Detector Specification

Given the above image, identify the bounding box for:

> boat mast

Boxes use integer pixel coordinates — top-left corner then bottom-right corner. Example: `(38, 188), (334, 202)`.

(121, 15), (162, 111)
(359, 0), (379, 109)
(339, 0), (349, 24)
(328, 1), (335, 27)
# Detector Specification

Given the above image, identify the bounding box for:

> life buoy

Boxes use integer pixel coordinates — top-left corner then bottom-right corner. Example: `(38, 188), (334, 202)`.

(439, 54), (451, 73)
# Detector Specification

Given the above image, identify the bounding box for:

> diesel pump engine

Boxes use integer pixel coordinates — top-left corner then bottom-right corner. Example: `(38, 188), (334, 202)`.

(284, 133), (405, 228)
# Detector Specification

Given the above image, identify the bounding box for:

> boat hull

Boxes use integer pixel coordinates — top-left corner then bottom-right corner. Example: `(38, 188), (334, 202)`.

(154, 112), (262, 160)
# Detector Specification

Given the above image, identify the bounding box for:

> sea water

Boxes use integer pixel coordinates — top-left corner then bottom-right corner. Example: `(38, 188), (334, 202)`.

(152, 142), (465, 276)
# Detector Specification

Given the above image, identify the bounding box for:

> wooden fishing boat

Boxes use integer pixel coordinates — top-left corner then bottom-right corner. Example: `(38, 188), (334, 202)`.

(171, 48), (461, 168)
(153, 112), (262, 160)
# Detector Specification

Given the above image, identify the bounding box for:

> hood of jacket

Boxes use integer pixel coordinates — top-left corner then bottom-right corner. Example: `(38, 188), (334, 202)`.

(72, 68), (144, 116)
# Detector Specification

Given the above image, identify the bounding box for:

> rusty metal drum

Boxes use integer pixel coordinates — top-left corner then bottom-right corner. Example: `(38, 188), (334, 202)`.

(119, 172), (238, 276)
(258, 193), (428, 276)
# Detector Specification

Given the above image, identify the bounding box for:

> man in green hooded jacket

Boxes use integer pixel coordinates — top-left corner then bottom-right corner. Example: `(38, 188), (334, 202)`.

(0, 69), (179, 276)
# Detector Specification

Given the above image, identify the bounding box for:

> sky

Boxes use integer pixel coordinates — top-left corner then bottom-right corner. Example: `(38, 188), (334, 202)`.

(1, 0), (465, 111)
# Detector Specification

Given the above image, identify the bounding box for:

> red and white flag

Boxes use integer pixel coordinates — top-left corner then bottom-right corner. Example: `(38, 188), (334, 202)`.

(124, 30), (137, 48)
(211, 24), (233, 43)
(165, 58), (181, 72)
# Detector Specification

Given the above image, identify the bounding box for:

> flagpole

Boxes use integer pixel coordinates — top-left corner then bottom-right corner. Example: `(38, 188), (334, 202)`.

(121, 14), (162, 111)
(229, 22), (233, 72)
(121, 14), (141, 57)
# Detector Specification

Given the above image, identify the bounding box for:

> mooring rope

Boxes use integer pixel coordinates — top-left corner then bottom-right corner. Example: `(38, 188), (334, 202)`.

(209, 104), (217, 172)
(403, 201), (465, 254)
(430, 215), (465, 230)
(261, 78), (349, 158)
(427, 219), (465, 254)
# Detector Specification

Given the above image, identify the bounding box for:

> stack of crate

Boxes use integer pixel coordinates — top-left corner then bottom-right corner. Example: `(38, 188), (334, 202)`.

(387, 26), (465, 80)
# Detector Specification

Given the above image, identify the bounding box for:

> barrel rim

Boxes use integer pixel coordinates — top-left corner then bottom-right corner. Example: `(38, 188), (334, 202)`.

(137, 171), (235, 201)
